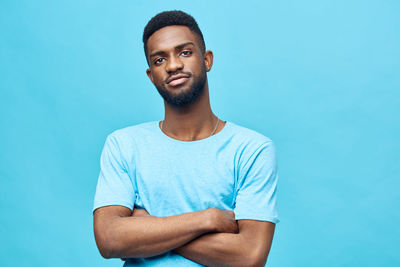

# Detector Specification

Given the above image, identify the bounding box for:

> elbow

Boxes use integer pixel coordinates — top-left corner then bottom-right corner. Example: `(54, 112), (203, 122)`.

(97, 240), (119, 259)
(229, 250), (266, 267)
(245, 250), (269, 267)
(98, 240), (130, 259)
(235, 245), (268, 267)
(98, 247), (113, 259)
(247, 258), (266, 267)
(95, 231), (126, 259)
(93, 207), (137, 259)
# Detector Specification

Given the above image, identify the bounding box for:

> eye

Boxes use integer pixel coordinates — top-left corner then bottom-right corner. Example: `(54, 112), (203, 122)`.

(180, 50), (192, 56)
(154, 58), (165, 65)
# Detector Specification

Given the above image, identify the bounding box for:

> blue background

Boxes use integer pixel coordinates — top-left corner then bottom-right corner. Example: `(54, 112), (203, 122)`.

(1, 0), (399, 266)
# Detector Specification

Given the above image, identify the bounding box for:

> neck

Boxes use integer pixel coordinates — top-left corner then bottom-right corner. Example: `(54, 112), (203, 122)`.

(161, 82), (224, 141)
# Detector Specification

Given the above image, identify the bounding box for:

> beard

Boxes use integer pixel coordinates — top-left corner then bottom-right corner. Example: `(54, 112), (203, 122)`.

(154, 67), (207, 107)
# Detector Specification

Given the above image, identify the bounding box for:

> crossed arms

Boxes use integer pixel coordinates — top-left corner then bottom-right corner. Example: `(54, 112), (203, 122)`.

(93, 205), (275, 267)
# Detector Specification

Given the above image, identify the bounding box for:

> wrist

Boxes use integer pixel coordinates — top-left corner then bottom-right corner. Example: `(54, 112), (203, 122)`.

(201, 208), (217, 233)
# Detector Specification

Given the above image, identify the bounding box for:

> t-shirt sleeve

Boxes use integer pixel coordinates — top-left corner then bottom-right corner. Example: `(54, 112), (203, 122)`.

(92, 133), (136, 213)
(234, 141), (279, 223)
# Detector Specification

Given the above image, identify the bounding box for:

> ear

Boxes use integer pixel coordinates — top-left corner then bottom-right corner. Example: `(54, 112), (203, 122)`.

(204, 50), (214, 72)
(146, 68), (154, 84)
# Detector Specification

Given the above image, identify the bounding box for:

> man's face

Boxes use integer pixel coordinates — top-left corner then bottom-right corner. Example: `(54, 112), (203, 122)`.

(146, 25), (212, 107)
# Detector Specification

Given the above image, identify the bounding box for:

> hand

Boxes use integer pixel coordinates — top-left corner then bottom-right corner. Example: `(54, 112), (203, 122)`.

(206, 208), (239, 234)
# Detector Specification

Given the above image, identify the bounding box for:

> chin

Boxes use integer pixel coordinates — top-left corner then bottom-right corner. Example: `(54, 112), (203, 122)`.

(168, 84), (194, 96)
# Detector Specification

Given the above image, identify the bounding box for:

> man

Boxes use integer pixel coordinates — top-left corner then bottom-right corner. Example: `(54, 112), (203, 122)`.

(93, 10), (279, 267)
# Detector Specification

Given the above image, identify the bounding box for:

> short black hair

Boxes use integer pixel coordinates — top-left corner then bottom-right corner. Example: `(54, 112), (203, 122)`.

(143, 10), (206, 59)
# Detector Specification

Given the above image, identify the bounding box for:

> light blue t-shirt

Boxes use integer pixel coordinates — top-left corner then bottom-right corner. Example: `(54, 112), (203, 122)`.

(93, 120), (279, 266)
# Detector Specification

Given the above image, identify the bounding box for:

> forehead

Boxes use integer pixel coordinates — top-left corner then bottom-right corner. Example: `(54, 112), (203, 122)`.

(147, 25), (200, 53)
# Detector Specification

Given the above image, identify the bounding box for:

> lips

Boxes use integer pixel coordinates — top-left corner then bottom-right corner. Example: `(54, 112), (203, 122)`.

(166, 73), (190, 86)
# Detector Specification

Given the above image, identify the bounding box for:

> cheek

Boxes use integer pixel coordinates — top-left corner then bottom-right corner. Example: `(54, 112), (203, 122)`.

(192, 57), (205, 70)
(189, 61), (205, 76)
(183, 62), (196, 74)
(152, 70), (165, 83)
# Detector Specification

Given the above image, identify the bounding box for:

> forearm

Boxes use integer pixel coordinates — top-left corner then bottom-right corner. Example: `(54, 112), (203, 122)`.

(174, 219), (276, 267)
(95, 209), (211, 259)
(174, 232), (258, 267)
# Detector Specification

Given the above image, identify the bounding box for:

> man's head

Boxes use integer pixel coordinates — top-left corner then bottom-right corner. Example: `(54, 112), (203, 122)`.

(143, 11), (213, 107)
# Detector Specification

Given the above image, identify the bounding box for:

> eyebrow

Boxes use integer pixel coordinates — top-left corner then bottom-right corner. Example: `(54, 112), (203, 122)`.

(149, 42), (195, 58)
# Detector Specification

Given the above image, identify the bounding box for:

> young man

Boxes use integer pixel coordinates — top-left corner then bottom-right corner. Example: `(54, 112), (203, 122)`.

(93, 10), (279, 267)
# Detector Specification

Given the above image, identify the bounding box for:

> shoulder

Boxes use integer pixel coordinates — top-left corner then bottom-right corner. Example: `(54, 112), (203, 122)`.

(227, 122), (277, 167)
(228, 121), (274, 147)
(103, 121), (158, 154)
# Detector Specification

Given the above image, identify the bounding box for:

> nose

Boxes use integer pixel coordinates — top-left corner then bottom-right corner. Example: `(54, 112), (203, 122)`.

(165, 55), (183, 73)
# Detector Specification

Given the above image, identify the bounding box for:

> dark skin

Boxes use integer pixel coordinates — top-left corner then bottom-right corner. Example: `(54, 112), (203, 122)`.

(128, 207), (275, 267)
(146, 25), (223, 141)
(93, 25), (276, 267)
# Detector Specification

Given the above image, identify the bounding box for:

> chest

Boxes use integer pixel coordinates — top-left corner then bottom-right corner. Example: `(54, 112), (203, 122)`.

(133, 145), (238, 216)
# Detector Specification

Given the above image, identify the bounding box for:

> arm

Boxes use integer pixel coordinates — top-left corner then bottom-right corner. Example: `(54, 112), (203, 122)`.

(93, 205), (238, 259)
(174, 219), (276, 267)
(131, 208), (275, 267)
